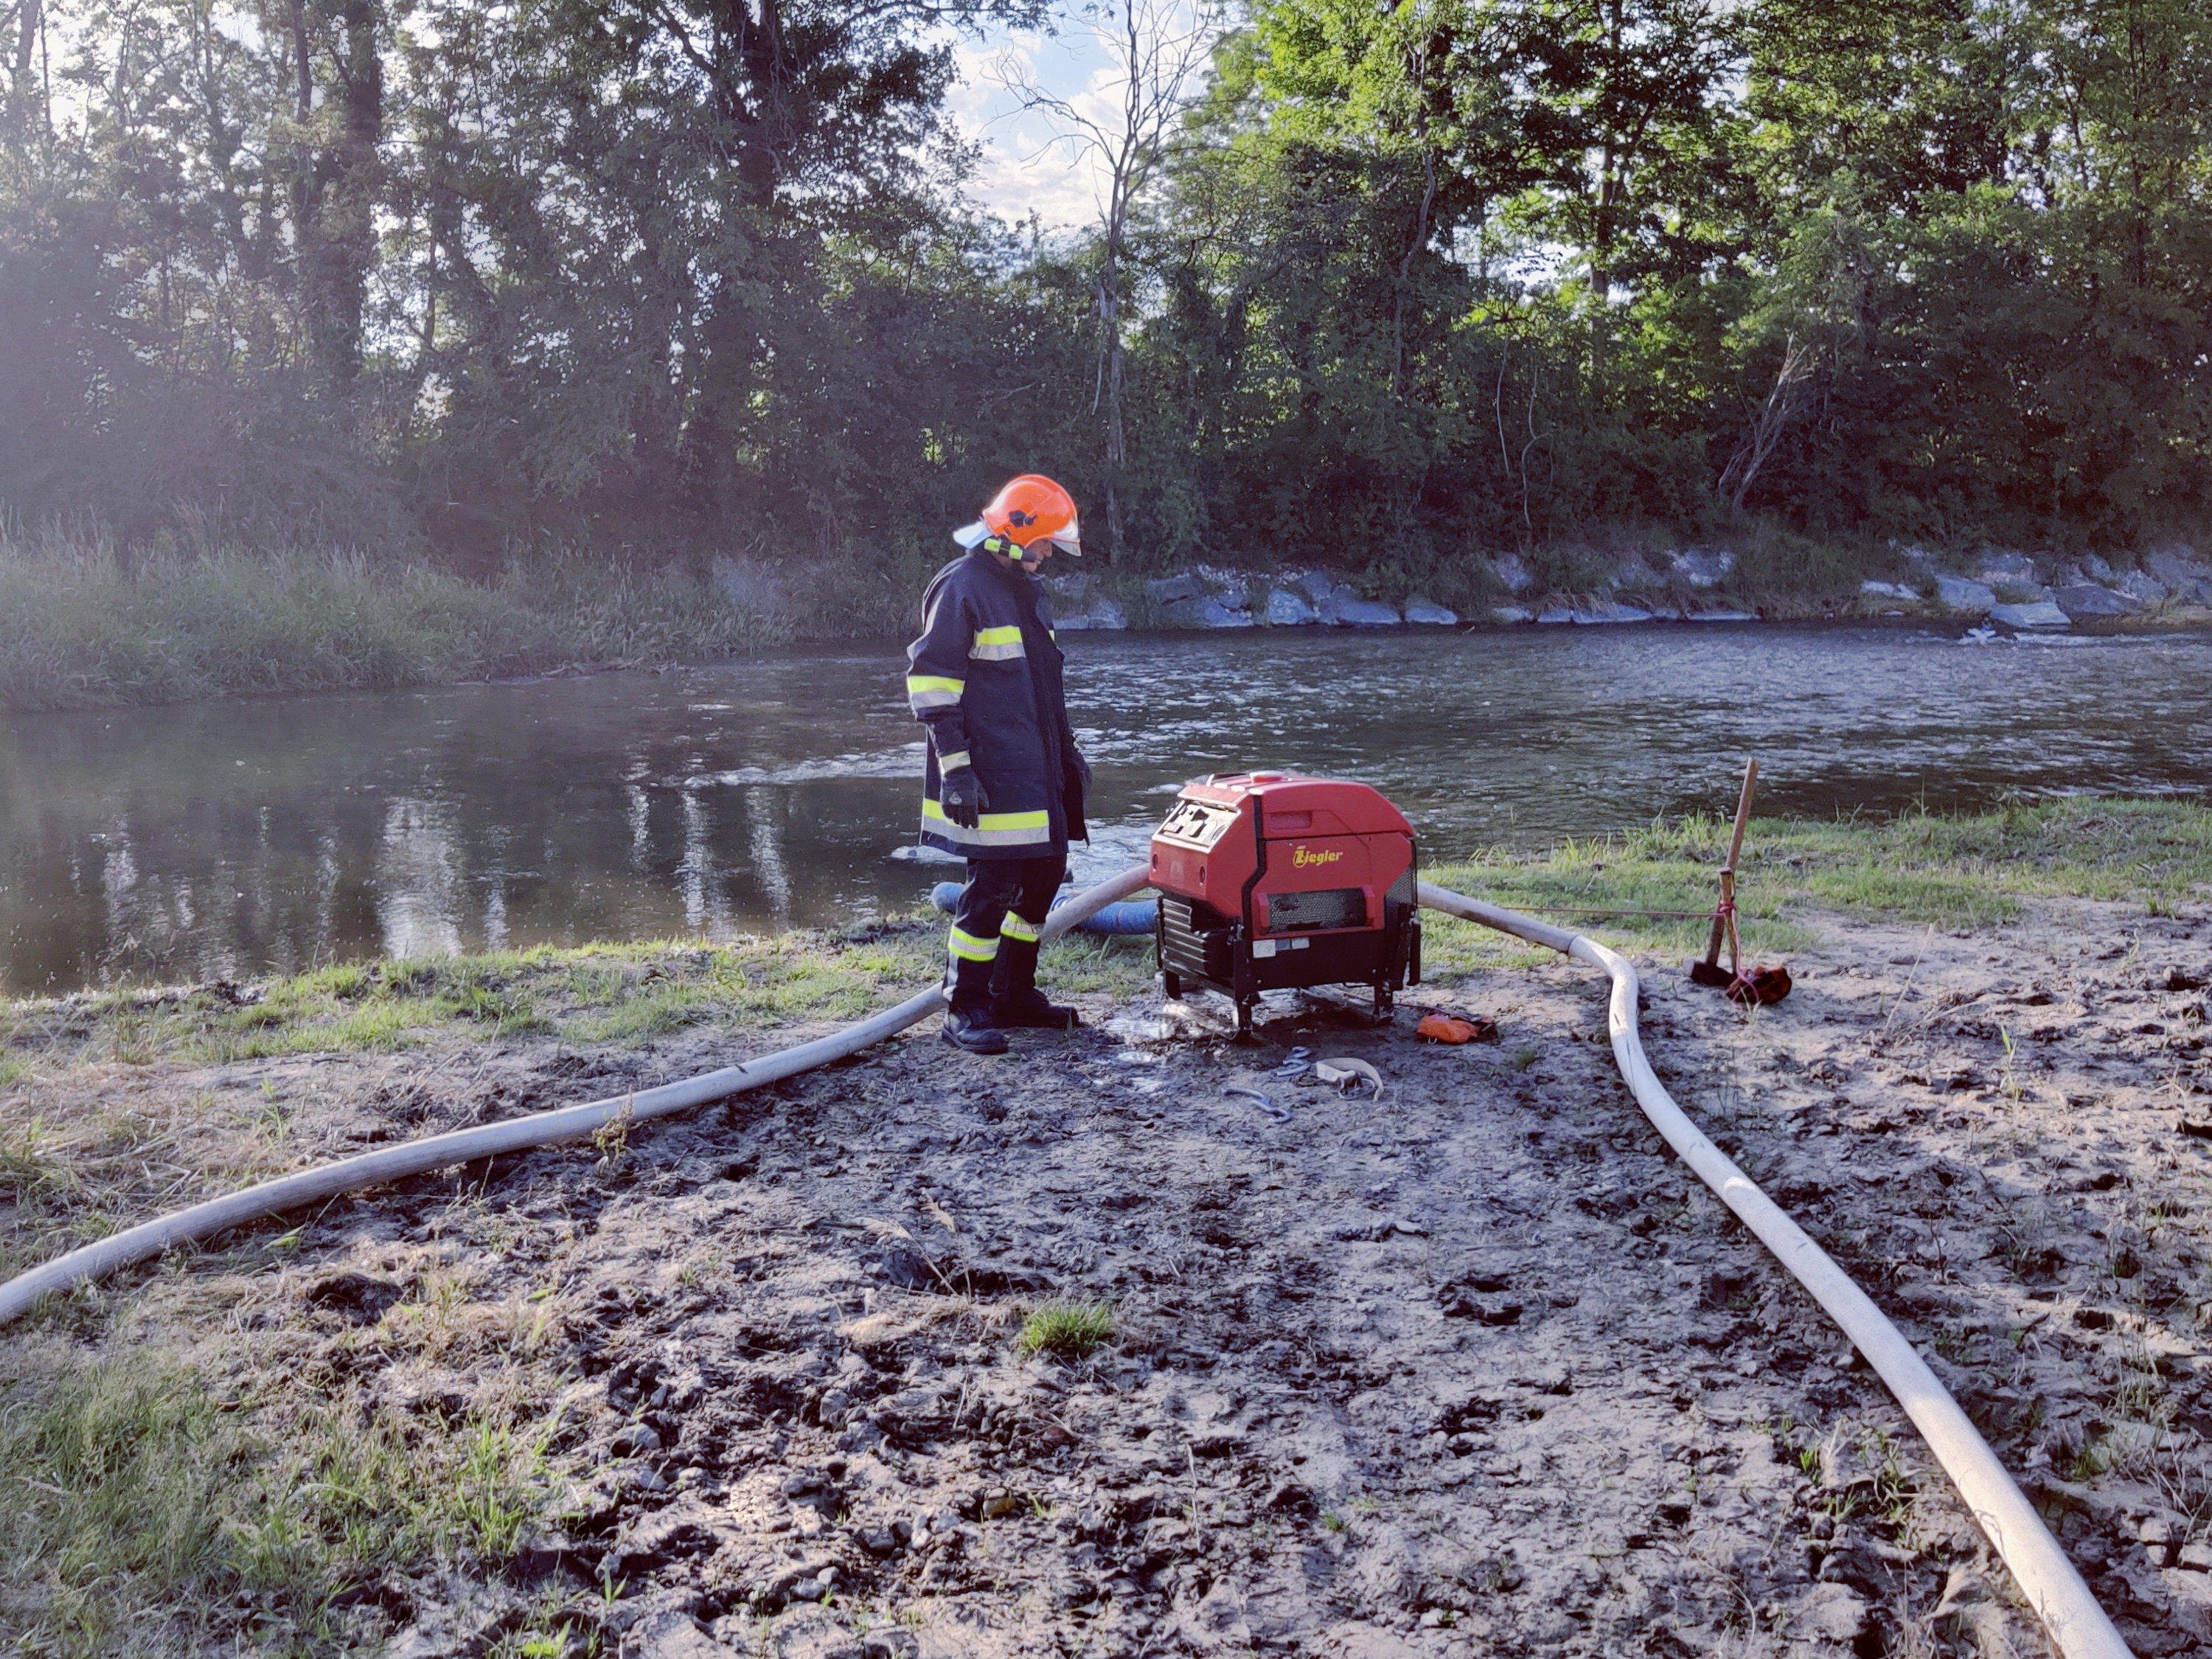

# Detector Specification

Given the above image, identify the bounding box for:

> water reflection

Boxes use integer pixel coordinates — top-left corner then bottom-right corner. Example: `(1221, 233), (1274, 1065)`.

(378, 798), (464, 960)
(2, 625), (2208, 993)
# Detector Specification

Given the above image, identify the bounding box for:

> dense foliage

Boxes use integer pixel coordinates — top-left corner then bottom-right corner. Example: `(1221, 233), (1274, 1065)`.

(2, 0), (2208, 591)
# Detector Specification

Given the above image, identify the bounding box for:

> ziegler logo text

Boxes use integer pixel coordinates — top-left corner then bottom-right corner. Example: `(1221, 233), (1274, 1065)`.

(1290, 845), (1343, 868)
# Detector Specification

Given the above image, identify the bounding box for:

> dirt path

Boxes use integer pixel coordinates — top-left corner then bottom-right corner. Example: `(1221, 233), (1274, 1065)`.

(24, 901), (2212, 1658)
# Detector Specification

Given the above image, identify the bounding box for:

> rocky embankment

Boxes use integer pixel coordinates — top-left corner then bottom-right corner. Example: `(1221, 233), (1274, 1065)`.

(1046, 543), (2212, 635)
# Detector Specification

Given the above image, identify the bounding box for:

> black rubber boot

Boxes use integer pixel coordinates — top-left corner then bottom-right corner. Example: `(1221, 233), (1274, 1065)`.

(941, 1005), (1009, 1054)
(990, 937), (1080, 1029)
(942, 956), (1009, 1054)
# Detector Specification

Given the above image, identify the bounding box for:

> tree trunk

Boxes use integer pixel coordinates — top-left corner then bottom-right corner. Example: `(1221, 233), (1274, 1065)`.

(1098, 242), (1126, 565)
(8, 0), (43, 141)
(287, 0), (384, 397)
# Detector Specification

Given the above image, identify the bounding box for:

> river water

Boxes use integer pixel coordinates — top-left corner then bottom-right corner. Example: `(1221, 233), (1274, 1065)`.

(4, 624), (2209, 993)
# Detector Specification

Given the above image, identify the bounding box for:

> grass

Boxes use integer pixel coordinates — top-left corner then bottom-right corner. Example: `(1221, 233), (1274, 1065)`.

(1015, 1299), (1116, 1360)
(1422, 796), (2212, 973)
(0, 925), (1147, 1280)
(0, 531), (783, 712)
(0, 1354), (558, 1656)
(0, 927), (1158, 1081)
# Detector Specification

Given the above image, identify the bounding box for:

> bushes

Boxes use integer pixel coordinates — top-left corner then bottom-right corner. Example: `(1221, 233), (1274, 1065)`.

(0, 532), (782, 711)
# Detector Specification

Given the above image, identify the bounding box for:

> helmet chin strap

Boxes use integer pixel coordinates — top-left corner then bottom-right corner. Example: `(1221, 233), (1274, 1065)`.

(982, 535), (1046, 572)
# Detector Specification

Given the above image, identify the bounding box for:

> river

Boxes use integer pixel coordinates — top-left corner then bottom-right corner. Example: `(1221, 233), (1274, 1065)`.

(4, 624), (2209, 993)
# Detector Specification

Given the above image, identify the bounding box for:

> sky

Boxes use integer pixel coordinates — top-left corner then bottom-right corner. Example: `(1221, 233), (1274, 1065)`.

(944, 3), (1225, 232)
(945, 21), (1124, 230)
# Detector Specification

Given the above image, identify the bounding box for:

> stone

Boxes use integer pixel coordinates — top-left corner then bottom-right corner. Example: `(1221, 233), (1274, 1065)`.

(1042, 571), (1093, 602)
(1264, 587), (1318, 626)
(1568, 602), (1655, 625)
(2054, 582), (2140, 619)
(1490, 605), (1533, 624)
(1794, 1582), (1868, 1642)
(1933, 574), (1997, 612)
(1402, 598), (1458, 625)
(1194, 566), (1250, 605)
(1320, 591), (1402, 627)
(2081, 553), (2118, 582)
(1860, 580), (1919, 601)
(1054, 599), (1128, 633)
(300, 1270), (403, 1324)
(1295, 569), (1340, 604)
(618, 1607), (727, 1658)
(2181, 1541), (2212, 1572)
(1536, 607), (1576, 625)
(1977, 550), (2041, 583)
(1992, 600), (2071, 629)
(2146, 546), (2212, 603)
(1670, 548), (1734, 588)
(611, 1422), (663, 1456)
(1491, 553), (1534, 594)
(2164, 1568), (2212, 1642)
(1689, 610), (1760, 622)
(880, 1242), (941, 1290)
(2115, 570), (2168, 607)
(1160, 595), (1255, 629)
(1144, 574), (1204, 604)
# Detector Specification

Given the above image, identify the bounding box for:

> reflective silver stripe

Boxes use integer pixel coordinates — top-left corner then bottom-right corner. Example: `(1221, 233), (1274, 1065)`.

(909, 689), (962, 710)
(970, 625), (1025, 661)
(922, 801), (1056, 848)
(938, 750), (971, 771)
(999, 913), (1044, 943)
(947, 925), (1000, 962)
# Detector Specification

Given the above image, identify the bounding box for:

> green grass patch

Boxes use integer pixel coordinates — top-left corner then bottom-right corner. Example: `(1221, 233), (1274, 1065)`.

(0, 1354), (558, 1655)
(1424, 796), (2212, 973)
(0, 930), (958, 1075)
(1017, 1298), (1116, 1360)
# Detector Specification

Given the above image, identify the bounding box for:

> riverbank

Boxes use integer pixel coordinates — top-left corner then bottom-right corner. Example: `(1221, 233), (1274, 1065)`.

(0, 540), (782, 713)
(7, 531), (2210, 712)
(5, 800), (2211, 1657)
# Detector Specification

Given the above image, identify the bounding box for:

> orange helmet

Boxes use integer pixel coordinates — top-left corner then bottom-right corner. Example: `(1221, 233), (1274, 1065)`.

(955, 474), (1081, 557)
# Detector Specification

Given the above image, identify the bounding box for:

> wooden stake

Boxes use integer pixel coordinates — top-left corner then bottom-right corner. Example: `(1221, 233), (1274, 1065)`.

(1703, 758), (1759, 973)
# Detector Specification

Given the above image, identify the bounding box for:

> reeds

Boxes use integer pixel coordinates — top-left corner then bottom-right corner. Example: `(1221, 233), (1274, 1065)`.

(0, 526), (782, 711)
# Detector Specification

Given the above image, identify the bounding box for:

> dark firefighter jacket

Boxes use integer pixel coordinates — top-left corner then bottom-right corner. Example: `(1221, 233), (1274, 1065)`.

(905, 549), (1086, 859)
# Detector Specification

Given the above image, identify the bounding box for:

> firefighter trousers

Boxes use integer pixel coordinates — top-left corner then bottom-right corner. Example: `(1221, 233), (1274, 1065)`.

(944, 855), (1066, 1012)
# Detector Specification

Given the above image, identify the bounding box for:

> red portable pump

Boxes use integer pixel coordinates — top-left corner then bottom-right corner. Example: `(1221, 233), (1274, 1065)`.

(1150, 771), (1420, 1037)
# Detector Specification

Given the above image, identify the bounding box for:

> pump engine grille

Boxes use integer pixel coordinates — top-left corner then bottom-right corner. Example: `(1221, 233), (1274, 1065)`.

(1265, 886), (1366, 932)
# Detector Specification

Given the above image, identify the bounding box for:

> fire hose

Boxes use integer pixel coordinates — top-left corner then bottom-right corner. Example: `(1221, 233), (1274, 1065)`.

(0, 865), (2126, 1659)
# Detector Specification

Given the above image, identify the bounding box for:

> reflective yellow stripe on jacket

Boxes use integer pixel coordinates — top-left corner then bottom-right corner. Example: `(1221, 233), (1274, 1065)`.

(906, 673), (965, 712)
(970, 625), (1025, 662)
(921, 800), (1053, 847)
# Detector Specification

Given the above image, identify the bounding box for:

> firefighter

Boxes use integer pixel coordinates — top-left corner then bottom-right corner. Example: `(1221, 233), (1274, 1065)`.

(906, 474), (1092, 1054)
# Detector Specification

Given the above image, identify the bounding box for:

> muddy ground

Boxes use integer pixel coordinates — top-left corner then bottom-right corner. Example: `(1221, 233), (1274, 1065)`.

(25, 901), (2212, 1658)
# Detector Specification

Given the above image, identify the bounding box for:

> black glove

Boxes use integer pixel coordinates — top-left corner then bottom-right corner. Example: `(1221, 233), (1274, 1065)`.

(939, 766), (988, 830)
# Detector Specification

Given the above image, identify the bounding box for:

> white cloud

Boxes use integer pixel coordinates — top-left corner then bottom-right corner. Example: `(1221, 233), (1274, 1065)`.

(947, 29), (1120, 231)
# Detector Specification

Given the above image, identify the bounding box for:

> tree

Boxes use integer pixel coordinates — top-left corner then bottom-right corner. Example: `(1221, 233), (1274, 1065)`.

(999, 0), (1222, 561)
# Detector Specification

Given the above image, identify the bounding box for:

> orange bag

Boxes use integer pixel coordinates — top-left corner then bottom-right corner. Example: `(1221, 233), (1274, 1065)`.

(1418, 1013), (1498, 1044)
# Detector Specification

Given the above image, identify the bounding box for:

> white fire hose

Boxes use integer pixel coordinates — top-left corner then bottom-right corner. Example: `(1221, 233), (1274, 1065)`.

(1413, 882), (2128, 1659)
(0, 864), (2126, 1658)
